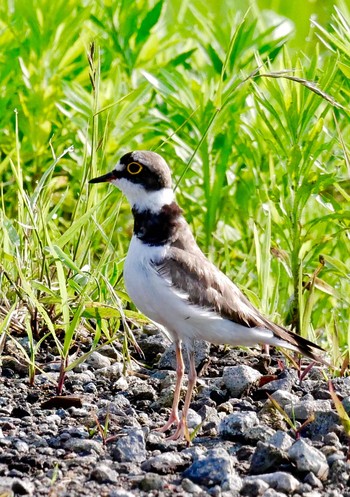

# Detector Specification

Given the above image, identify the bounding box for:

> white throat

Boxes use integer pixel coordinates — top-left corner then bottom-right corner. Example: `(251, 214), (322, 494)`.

(111, 177), (175, 212)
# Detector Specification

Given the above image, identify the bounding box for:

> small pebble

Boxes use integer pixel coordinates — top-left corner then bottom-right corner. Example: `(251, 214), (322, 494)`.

(86, 351), (111, 369)
(219, 411), (259, 440)
(182, 477), (204, 494)
(112, 429), (146, 463)
(183, 448), (232, 486)
(142, 451), (189, 474)
(288, 439), (329, 480)
(90, 463), (119, 483)
(222, 365), (262, 397)
(138, 473), (165, 491)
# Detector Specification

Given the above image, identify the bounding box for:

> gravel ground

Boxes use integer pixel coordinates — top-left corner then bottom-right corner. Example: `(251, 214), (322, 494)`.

(1, 328), (350, 497)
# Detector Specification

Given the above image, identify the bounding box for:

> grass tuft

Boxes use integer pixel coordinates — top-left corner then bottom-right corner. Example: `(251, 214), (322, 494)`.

(0, 1), (349, 387)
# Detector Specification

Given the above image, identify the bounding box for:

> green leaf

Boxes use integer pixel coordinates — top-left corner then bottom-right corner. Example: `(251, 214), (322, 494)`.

(3, 218), (20, 247)
(48, 245), (82, 274)
(135, 0), (163, 47)
(82, 303), (122, 319)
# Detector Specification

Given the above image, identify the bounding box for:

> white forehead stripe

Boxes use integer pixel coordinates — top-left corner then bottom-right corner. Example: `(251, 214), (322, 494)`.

(115, 160), (123, 172)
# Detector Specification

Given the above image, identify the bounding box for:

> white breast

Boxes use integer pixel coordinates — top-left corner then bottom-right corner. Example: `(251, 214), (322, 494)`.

(123, 236), (170, 325)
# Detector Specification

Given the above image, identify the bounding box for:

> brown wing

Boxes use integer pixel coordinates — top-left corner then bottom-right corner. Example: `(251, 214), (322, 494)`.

(153, 246), (325, 362)
(154, 246), (270, 328)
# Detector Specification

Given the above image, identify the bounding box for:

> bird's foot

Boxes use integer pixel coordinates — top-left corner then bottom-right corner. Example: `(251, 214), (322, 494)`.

(154, 410), (179, 433)
(166, 418), (191, 444)
(154, 412), (191, 444)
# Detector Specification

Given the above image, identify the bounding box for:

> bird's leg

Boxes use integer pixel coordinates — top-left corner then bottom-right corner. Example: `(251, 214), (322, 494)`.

(155, 339), (184, 433)
(167, 347), (197, 443)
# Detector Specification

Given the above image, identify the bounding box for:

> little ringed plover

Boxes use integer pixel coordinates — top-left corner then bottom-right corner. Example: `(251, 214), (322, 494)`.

(89, 150), (324, 443)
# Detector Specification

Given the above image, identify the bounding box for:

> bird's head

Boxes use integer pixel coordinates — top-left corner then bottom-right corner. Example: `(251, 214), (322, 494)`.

(89, 151), (174, 212)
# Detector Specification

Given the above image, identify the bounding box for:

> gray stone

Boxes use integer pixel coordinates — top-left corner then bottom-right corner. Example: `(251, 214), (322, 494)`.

(12, 439), (29, 453)
(108, 395), (133, 413)
(127, 376), (157, 401)
(90, 463), (119, 483)
(219, 411), (259, 440)
(285, 399), (332, 420)
(270, 390), (299, 408)
(114, 376), (128, 390)
(85, 351), (111, 369)
(241, 478), (269, 496)
(98, 344), (121, 360)
(297, 483), (313, 494)
(262, 490), (287, 497)
(181, 478), (204, 494)
(222, 365), (262, 397)
(244, 425), (275, 443)
(342, 395), (350, 414)
(268, 430), (294, 451)
(182, 446), (207, 461)
(45, 414), (62, 426)
(221, 468), (242, 493)
(198, 405), (221, 436)
(109, 489), (136, 497)
(300, 492), (323, 497)
(183, 448), (232, 486)
(259, 377), (293, 393)
(323, 432), (341, 447)
(94, 363), (123, 380)
(69, 371), (95, 384)
(288, 439), (329, 480)
(301, 410), (339, 437)
(158, 340), (210, 371)
(250, 441), (289, 474)
(112, 429), (146, 463)
(139, 473), (165, 491)
(138, 333), (168, 363)
(63, 438), (103, 454)
(0, 477), (34, 495)
(329, 459), (350, 485)
(84, 381), (98, 393)
(304, 472), (323, 488)
(187, 408), (202, 429)
(244, 472), (299, 493)
(142, 452), (189, 474)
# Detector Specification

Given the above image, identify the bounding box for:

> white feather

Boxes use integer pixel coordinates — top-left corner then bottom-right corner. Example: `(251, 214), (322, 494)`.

(111, 179), (174, 213)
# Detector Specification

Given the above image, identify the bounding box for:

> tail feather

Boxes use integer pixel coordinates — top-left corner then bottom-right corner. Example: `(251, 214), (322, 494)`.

(261, 317), (328, 366)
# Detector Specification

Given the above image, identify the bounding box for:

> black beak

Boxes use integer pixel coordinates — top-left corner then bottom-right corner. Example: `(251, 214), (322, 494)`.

(89, 170), (118, 184)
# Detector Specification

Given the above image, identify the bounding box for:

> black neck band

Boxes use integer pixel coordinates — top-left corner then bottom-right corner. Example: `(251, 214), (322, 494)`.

(132, 202), (182, 246)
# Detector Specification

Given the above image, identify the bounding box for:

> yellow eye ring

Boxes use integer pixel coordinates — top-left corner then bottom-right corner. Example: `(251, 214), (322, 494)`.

(127, 162), (143, 175)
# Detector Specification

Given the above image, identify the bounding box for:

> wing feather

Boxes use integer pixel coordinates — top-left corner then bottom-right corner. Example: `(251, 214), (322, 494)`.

(153, 246), (325, 362)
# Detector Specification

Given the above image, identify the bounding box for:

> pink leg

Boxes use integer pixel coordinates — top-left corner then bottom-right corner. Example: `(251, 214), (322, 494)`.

(168, 348), (197, 443)
(263, 344), (270, 355)
(155, 340), (184, 433)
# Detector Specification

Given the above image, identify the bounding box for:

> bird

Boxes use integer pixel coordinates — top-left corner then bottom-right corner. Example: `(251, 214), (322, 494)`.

(89, 150), (325, 443)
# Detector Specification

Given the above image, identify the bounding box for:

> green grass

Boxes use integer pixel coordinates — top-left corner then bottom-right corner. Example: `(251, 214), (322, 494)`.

(0, 0), (349, 385)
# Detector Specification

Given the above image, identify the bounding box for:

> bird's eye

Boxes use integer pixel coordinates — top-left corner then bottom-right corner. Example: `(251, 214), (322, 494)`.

(127, 162), (143, 175)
